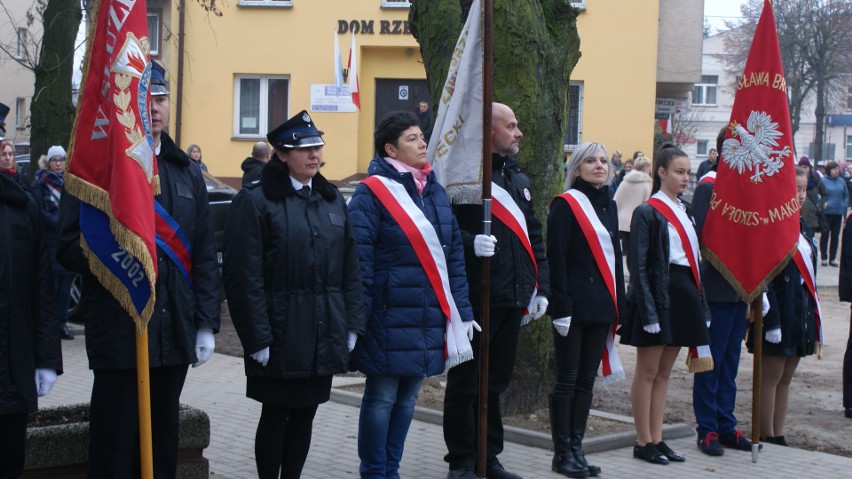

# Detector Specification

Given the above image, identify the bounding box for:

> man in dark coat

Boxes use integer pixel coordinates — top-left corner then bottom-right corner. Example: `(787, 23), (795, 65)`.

(57, 61), (220, 478)
(415, 100), (433, 144)
(839, 213), (852, 420)
(0, 170), (62, 478)
(443, 103), (550, 479)
(240, 141), (270, 187)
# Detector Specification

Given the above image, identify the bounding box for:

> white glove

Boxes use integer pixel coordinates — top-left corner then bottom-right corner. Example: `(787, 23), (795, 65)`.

(530, 296), (549, 321)
(706, 320), (711, 328)
(465, 320), (482, 340)
(762, 292), (770, 316)
(35, 368), (58, 397)
(347, 331), (358, 352)
(553, 317), (572, 337)
(643, 323), (662, 334)
(193, 329), (215, 368)
(473, 234), (497, 257)
(251, 346), (270, 367)
(765, 328), (782, 344)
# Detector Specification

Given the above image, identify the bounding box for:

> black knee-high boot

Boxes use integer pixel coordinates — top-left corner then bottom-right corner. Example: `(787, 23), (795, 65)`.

(550, 394), (589, 478)
(570, 391), (601, 476)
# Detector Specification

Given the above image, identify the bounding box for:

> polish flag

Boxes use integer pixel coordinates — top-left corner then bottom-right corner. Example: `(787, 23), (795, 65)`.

(348, 33), (360, 109)
(333, 30), (344, 89)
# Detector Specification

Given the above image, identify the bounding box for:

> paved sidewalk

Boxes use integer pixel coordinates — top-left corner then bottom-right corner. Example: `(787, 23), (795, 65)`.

(42, 332), (852, 478)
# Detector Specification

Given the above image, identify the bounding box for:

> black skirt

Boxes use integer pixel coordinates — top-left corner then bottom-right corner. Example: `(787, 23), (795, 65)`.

(246, 375), (333, 408)
(621, 265), (711, 348)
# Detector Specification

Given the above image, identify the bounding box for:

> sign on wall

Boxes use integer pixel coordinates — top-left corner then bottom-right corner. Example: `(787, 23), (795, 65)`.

(310, 85), (357, 113)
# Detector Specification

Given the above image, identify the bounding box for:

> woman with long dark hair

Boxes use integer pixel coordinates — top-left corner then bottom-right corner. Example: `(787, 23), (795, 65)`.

(620, 144), (712, 465)
(547, 142), (626, 477)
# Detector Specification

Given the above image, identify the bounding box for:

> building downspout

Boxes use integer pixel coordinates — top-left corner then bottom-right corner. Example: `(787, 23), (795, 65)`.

(174, 0), (186, 147)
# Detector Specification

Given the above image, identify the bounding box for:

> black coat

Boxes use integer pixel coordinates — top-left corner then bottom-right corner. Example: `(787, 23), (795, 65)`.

(57, 133), (221, 370)
(0, 174), (61, 414)
(453, 154), (549, 310)
(240, 156), (264, 187)
(627, 202), (712, 327)
(547, 178), (625, 324)
(839, 217), (852, 302)
(223, 157), (365, 379)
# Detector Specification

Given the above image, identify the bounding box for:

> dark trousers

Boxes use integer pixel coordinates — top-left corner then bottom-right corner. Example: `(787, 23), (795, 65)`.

(552, 322), (609, 398)
(255, 403), (318, 479)
(820, 213), (843, 261)
(619, 231), (630, 256)
(54, 270), (75, 324)
(845, 309), (852, 409)
(0, 412), (27, 479)
(88, 365), (188, 479)
(693, 302), (748, 437)
(443, 307), (523, 470)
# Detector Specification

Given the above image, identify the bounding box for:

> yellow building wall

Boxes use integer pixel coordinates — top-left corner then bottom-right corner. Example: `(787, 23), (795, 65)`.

(173, 1), (423, 182)
(572, 0), (659, 159)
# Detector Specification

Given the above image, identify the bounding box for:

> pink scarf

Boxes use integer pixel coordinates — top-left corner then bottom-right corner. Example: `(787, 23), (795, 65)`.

(383, 157), (432, 195)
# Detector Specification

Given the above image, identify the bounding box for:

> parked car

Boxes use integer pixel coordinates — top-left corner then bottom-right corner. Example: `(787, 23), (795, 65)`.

(68, 170), (237, 320)
(14, 154), (30, 179)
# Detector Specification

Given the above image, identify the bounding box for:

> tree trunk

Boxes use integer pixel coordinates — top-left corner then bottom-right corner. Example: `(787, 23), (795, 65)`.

(29, 0), (82, 180)
(410, 0), (581, 414)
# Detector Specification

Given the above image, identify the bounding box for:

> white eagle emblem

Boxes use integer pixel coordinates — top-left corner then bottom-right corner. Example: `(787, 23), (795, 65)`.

(721, 111), (791, 183)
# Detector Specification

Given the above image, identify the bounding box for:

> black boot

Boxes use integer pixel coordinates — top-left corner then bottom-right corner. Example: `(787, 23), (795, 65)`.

(550, 394), (589, 478)
(570, 391), (601, 476)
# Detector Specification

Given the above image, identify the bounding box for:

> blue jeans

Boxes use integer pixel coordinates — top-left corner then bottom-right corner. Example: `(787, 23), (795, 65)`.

(693, 302), (748, 437)
(358, 376), (423, 479)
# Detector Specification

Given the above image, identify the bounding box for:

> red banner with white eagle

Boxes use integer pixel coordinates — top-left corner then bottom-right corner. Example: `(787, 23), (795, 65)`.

(700, 0), (798, 302)
(65, 0), (158, 331)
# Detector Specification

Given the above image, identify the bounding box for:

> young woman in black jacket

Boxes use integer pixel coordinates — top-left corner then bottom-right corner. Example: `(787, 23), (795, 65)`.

(620, 144), (712, 465)
(547, 142), (627, 477)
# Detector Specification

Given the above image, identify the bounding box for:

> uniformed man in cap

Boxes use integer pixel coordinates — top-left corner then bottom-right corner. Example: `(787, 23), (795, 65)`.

(224, 110), (365, 479)
(57, 60), (221, 478)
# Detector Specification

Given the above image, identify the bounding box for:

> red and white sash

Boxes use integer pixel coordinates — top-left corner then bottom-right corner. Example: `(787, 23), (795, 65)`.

(791, 233), (824, 357)
(491, 182), (539, 325)
(698, 171), (716, 185)
(647, 193), (713, 373)
(556, 190), (624, 384)
(361, 176), (474, 369)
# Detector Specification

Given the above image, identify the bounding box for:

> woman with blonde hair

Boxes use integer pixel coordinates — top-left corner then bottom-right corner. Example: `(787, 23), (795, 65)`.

(614, 156), (652, 253)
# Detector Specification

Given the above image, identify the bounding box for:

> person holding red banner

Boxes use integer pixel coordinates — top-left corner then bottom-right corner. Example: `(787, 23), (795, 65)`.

(547, 142), (626, 478)
(348, 110), (475, 479)
(746, 167), (821, 446)
(620, 144), (712, 465)
(58, 61), (221, 478)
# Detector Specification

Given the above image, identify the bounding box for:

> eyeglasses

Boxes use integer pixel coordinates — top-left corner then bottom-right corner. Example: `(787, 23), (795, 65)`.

(49, 158), (66, 163)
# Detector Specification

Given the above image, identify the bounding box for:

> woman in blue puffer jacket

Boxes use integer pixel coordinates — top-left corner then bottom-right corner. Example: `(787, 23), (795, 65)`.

(819, 161), (848, 266)
(348, 111), (475, 479)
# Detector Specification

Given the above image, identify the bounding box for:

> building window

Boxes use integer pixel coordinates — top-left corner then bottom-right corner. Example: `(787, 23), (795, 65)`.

(381, 0), (410, 7)
(696, 140), (708, 156)
(238, 0), (293, 7)
(846, 135), (852, 160)
(564, 83), (583, 150)
(570, 0), (587, 10)
(692, 75), (718, 106)
(234, 75), (290, 138)
(847, 86), (852, 110)
(147, 11), (160, 57)
(16, 28), (28, 60)
(15, 98), (26, 130)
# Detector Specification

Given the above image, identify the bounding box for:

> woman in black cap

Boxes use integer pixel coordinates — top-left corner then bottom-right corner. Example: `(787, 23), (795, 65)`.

(223, 110), (366, 479)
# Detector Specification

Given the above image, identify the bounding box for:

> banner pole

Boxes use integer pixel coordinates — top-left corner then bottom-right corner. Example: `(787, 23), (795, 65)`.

(476, 0), (493, 477)
(751, 298), (763, 463)
(136, 329), (154, 479)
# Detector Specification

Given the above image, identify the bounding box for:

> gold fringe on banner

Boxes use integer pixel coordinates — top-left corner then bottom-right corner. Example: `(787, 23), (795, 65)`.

(686, 355), (714, 373)
(700, 244), (797, 304)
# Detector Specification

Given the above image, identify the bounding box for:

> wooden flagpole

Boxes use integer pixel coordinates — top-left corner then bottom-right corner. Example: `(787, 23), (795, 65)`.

(136, 330), (154, 478)
(476, 0), (494, 477)
(750, 297), (763, 463)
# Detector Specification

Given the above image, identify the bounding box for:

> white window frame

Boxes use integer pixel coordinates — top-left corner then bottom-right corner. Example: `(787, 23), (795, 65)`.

(570, 0), (587, 10)
(238, 0), (293, 7)
(16, 28), (27, 60)
(846, 134), (852, 160)
(564, 82), (584, 152)
(15, 98), (26, 130)
(147, 11), (161, 57)
(847, 86), (852, 111)
(233, 74), (290, 139)
(692, 75), (718, 106)
(381, 0), (410, 7)
(696, 140), (708, 156)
